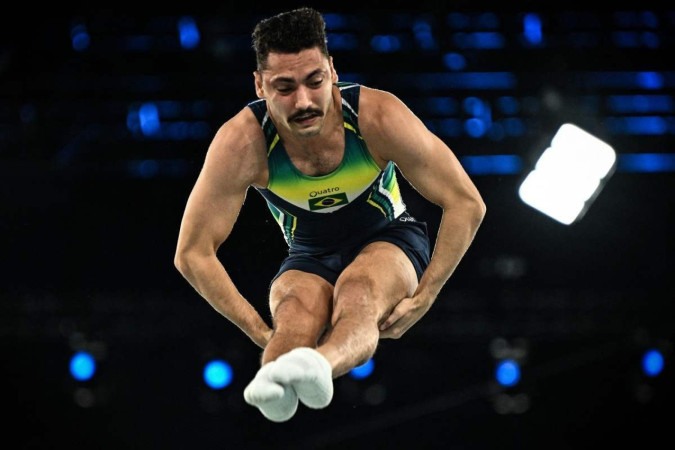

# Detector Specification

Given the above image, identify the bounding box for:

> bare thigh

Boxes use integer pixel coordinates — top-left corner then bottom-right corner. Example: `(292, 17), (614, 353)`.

(333, 241), (419, 327)
(269, 270), (334, 341)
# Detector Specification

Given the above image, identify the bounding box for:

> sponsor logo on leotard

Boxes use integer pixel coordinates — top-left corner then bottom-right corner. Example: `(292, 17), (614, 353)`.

(309, 187), (341, 197)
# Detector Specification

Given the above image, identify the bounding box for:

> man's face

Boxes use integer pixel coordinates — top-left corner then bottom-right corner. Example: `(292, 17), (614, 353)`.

(254, 47), (337, 138)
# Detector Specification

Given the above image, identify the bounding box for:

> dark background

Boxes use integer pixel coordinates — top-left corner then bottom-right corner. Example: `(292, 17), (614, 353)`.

(3, 3), (673, 449)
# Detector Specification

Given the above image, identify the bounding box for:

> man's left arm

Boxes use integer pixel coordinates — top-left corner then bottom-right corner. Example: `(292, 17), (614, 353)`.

(360, 87), (487, 337)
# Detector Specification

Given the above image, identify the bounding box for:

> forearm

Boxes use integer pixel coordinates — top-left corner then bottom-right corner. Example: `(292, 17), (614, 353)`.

(176, 252), (270, 346)
(416, 200), (485, 301)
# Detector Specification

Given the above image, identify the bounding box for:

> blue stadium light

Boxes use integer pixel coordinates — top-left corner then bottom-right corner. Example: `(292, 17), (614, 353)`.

(442, 52), (467, 71)
(349, 358), (375, 380)
(465, 118), (488, 137)
(642, 349), (665, 377)
(495, 358), (521, 387)
(70, 351), (96, 382)
(461, 154), (522, 175)
(453, 32), (505, 49)
(370, 35), (402, 53)
(413, 19), (437, 50)
(70, 24), (90, 52)
(401, 72), (516, 90)
(605, 116), (667, 135)
(606, 95), (673, 114)
(178, 16), (200, 50)
(463, 96), (488, 117)
(586, 71), (665, 90)
(139, 102), (161, 136)
(523, 13), (543, 46)
(617, 153), (675, 173)
(203, 359), (233, 390)
(637, 71), (663, 90)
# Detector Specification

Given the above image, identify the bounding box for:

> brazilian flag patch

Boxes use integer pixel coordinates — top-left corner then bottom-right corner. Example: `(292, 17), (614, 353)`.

(308, 193), (349, 211)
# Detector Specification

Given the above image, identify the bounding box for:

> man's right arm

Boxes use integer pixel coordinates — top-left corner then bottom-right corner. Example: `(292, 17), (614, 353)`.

(174, 107), (272, 349)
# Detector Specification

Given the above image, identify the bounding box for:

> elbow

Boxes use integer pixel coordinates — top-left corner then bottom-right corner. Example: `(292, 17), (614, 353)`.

(174, 243), (217, 280)
(174, 246), (194, 278)
(464, 192), (487, 232)
(474, 195), (487, 225)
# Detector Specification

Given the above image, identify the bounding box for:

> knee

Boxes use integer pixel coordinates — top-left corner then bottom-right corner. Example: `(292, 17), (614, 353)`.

(272, 294), (329, 337)
(274, 295), (314, 324)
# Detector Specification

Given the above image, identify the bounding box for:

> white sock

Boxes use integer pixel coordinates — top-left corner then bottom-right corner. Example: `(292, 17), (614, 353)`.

(270, 347), (333, 409)
(243, 362), (299, 422)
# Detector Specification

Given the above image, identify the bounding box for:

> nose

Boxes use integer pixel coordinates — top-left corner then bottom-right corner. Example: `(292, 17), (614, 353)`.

(294, 86), (312, 110)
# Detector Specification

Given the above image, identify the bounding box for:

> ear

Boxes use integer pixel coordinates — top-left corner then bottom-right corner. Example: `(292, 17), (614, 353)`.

(329, 56), (338, 83)
(253, 71), (264, 98)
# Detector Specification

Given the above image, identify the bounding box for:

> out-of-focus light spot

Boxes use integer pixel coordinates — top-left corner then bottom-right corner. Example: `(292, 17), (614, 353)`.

(523, 13), (543, 46)
(139, 102), (161, 136)
(463, 97), (487, 116)
(413, 19), (437, 50)
(642, 349), (664, 377)
(454, 32), (505, 49)
(178, 16), (200, 49)
(462, 154), (522, 175)
(399, 72), (515, 90)
(496, 359), (520, 387)
(465, 118), (487, 137)
(442, 52), (466, 71)
(203, 359), (233, 390)
(519, 123), (616, 225)
(605, 116), (667, 135)
(371, 35), (401, 53)
(70, 351), (96, 381)
(618, 153), (675, 173)
(349, 358), (375, 380)
(607, 95), (673, 114)
(637, 71), (663, 89)
(70, 24), (90, 51)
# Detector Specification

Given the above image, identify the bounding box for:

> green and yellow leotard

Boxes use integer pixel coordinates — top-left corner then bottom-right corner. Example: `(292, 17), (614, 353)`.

(248, 82), (407, 253)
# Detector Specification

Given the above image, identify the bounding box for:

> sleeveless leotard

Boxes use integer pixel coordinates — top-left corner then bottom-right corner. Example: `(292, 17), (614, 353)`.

(247, 82), (407, 253)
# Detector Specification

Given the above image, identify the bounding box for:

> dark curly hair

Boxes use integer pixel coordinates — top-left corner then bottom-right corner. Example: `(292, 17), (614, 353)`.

(252, 7), (329, 70)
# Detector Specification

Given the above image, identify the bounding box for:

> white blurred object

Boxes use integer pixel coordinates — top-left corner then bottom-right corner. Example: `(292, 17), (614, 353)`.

(519, 123), (616, 225)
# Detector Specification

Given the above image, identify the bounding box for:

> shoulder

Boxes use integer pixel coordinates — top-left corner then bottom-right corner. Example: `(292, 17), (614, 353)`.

(205, 106), (268, 186)
(357, 86), (413, 134)
(214, 105), (264, 145)
(356, 85), (431, 161)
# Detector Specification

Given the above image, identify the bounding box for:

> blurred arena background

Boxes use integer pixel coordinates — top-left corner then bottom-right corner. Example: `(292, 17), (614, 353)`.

(2, 3), (673, 449)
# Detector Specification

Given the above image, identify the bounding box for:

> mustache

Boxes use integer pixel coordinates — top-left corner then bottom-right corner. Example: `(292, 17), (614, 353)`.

(289, 108), (323, 121)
